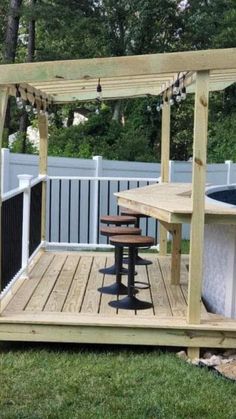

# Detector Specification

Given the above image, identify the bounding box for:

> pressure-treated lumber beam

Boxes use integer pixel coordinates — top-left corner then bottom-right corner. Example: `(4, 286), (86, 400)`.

(0, 48), (235, 85)
(187, 71), (209, 325)
(38, 113), (48, 242)
(51, 87), (162, 103)
(187, 80), (235, 93)
(0, 87), (9, 296)
(159, 103), (171, 256)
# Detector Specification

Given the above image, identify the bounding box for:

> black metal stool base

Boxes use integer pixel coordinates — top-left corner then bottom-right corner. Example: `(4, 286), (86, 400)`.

(98, 282), (129, 295)
(109, 296), (153, 310)
(123, 255), (152, 266)
(99, 264), (129, 275)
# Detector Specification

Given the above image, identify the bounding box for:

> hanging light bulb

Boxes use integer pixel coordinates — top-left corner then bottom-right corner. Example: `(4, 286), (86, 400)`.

(15, 85), (24, 109)
(96, 78), (102, 101)
(181, 86), (187, 100)
(180, 74), (187, 100)
(173, 77), (180, 95)
(169, 96), (175, 106)
(25, 99), (32, 113)
(24, 89), (32, 112)
(176, 92), (182, 103)
(95, 108), (100, 115)
(44, 99), (49, 117)
(156, 102), (161, 112)
(40, 99), (45, 115)
(164, 91), (169, 105)
(147, 105), (152, 112)
(32, 94), (38, 115)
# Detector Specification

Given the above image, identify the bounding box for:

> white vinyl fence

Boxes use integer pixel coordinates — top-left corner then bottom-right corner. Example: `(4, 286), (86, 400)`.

(1, 149), (236, 242)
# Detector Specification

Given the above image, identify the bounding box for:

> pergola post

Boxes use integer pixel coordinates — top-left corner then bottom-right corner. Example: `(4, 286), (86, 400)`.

(38, 113), (48, 244)
(187, 70), (209, 327)
(0, 87), (9, 294)
(159, 102), (170, 255)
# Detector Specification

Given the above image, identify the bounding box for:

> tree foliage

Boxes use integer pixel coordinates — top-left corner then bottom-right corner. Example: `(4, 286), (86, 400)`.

(1, 0), (236, 162)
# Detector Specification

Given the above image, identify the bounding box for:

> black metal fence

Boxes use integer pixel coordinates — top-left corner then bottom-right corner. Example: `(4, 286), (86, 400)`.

(1, 179), (43, 292)
(1, 193), (23, 291)
(29, 181), (42, 256)
(47, 178), (158, 245)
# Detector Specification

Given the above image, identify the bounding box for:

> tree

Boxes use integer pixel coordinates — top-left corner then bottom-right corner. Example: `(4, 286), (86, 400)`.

(19, 0), (37, 153)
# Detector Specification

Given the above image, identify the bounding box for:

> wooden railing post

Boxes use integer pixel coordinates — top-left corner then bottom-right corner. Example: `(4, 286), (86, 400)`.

(0, 87), (9, 295)
(38, 113), (48, 244)
(159, 102), (170, 255)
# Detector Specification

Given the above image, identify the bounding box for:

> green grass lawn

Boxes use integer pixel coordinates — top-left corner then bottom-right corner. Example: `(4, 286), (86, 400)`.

(0, 343), (236, 419)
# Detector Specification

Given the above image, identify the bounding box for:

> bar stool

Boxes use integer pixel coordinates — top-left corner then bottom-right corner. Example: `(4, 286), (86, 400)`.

(98, 226), (141, 295)
(99, 215), (138, 276)
(109, 235), (154, 310)
(100, 215), (137, 226)
(120, 208), (152, 266)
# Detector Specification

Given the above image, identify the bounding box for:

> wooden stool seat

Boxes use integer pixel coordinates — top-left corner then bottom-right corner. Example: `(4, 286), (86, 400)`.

(109, 235), (154, 310)
(109, 235), (154, 248)
(100, 215), (137, 225)
(100, 226), (141, 237)
(119, 211), (153, 266)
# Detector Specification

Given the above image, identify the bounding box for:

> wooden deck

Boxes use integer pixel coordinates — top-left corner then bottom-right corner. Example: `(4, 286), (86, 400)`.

(1, 250), (236, 350)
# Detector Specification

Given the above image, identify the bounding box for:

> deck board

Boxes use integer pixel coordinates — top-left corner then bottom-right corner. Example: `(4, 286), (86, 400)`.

(44, 255), (80, 312)
(80, 255), (106, 314)
(99, 256), (118, 316)
(63, 256), (93, 313)
(159, 256), (187, 317)
(1, 251), (215, 322)
(148, 258), (172, 317)
(135, 265), (154, 317)
(5, 253), (55, 312)
(25, 254), (67, 312)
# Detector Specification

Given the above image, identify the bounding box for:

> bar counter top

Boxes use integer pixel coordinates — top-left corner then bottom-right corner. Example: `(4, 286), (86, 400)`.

(115, 182), (236, 224)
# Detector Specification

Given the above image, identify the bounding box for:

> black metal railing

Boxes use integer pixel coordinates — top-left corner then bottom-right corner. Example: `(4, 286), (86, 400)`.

(1, 193), (23, 291)
(29, 181), (42, 257)
(47, 178), (158, 245)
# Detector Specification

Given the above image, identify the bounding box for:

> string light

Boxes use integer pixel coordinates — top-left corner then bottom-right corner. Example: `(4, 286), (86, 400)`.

(15, 85), (24, 110)
(96, 78), (102, 101)
(173, 76), (180, 95)
(24, 89), (32, 113)
(32, 93), (38, 115)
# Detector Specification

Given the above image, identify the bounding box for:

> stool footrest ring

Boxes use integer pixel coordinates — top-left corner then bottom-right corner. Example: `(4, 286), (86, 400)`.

(133, 281), (150, 290)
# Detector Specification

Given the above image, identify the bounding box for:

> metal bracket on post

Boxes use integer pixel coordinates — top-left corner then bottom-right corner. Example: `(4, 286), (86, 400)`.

(18, 174), (33, 277)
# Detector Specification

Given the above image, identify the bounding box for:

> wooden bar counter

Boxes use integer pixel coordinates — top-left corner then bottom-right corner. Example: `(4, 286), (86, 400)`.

(115, 182), (236, 285)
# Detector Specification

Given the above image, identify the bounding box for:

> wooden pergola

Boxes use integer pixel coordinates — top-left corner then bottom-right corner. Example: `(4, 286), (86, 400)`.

(0, 47), (236, 357)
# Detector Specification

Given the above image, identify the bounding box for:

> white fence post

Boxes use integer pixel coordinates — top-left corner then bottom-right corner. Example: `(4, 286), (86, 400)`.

(169, 160), (175, 182)
(18, 174), (33, 275)
(92, 156), (103, 244)
(225, 160), (233, 185)
(1, 148), (10, 193)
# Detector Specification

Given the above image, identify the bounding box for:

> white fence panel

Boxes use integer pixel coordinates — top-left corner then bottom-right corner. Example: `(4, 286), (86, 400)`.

(2, 149), (236, 244)
(206, 164), (228, 185)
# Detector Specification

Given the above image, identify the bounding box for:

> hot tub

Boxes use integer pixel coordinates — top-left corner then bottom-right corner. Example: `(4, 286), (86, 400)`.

(203, 185), (236, 318)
